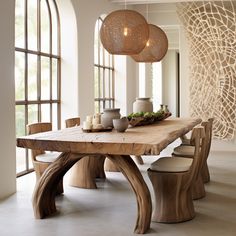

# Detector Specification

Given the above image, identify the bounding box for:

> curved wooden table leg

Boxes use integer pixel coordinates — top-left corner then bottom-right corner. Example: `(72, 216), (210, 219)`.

(134, 155), (144, 165)
(94, 155), (106, 178)
(106, 154), (151, 234)
(69, 155), (106, 189)
(104, 158), (120, 172)
(105, 156), (144, 172)
(32, 152), (85, 219)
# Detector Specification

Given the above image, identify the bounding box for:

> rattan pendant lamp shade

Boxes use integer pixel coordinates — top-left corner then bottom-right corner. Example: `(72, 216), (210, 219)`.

(131, 24), (168, 62)
(100, 10), (149, 55)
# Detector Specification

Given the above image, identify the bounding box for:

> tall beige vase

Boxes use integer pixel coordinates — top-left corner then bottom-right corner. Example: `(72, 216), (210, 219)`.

(133, 98), (153, 113)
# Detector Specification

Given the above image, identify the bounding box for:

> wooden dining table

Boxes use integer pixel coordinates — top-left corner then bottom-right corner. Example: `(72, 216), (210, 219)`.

(16, 117), (201, 234)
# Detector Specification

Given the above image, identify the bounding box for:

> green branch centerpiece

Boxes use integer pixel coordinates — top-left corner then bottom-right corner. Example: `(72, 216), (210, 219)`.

(127, 110), (171, 127)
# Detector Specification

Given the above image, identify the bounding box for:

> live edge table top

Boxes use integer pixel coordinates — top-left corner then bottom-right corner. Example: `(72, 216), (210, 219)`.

(17, 117), (202, 156)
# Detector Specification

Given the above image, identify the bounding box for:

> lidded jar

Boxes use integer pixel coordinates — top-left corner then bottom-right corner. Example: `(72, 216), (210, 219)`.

(133, 97), (153, 113)
(101, 108), (121, 128)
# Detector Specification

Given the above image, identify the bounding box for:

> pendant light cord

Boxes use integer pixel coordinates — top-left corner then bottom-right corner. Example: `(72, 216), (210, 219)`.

(146, 4), (149, 22)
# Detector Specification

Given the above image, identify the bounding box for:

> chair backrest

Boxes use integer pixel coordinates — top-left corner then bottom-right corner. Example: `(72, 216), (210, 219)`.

(26, 122), (52, 161)
(189, 118), (213, 155)
(65, 117), (80, 128)
(197, 118), (213, 170)
(206, 118), (213, 157)
(184, 125), (206, 189)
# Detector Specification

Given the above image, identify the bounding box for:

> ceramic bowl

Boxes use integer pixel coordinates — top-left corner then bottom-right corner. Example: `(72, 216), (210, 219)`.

(113, 117), (129, 132)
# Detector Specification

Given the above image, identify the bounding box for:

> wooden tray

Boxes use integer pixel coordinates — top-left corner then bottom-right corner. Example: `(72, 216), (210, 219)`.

(82, 127), (113, 133)
(129, 112), (171, 127)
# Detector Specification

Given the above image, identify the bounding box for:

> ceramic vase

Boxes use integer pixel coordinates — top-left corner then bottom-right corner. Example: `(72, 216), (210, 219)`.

(113, 117), (129, 132)
(133, 97), (153, 113)
(101, 108), (121, 128)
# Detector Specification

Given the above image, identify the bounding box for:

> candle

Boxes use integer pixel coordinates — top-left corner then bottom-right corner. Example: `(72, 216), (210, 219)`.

(94, 113), (101, 123)
(86, 115), (93, 123)
(92, 117), (100, 126)
(83, 121), (92, 130)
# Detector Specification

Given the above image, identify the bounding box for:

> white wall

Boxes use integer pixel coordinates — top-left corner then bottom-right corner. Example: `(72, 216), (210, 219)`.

(162, 50), (178, 117)
(145, 63), (153, 99)
(68, 0), (137, 121)
(126, 57), (137, 115)
(0, 0), (16, 199)
(58, 0), (79, 128)
(134, 4), (180, 116)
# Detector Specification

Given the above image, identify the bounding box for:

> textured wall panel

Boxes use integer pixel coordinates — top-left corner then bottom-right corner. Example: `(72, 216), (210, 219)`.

(177, 1), (236, 140)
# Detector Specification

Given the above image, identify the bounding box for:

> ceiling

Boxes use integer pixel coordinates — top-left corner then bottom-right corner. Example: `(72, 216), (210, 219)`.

(110, 0), (226, 4)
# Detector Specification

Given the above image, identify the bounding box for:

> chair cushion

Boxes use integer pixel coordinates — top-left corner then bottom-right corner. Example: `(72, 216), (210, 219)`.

(150, 157), (193, 172)
(36, 151), (61, 163)
(173, 145), (195, 157)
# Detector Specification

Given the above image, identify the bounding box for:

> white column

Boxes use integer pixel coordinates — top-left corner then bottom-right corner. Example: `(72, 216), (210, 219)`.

(0, 0), (16, 199)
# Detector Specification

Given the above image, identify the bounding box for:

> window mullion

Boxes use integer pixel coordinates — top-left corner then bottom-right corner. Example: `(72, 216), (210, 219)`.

(25, 0), (30, 171)
(102, 46), (105, 110)
(98, 19), (101, 112)
(94, 17), (115, 113)
(46, 0), (53, 123)
(112, 56), (115, 108)
(53, 0), (61, 129)
(24, 0), (29, 129)
(37, 0), (41, 122)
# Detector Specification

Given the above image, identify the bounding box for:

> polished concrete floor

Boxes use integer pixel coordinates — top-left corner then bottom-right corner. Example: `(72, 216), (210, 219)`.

(0, 145), (236, 236)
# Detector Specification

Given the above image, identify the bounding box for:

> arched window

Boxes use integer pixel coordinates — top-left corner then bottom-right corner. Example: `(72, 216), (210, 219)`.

(94, 16), (115, 113)
(15, 0), (61, 176)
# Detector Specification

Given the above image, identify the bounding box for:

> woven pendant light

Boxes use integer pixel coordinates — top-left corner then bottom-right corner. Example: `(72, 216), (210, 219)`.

(131, 24), (168, 62)
(100, 10), (149, 55)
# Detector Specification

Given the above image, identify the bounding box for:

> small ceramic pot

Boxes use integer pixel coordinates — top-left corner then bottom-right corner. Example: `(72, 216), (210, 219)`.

(101, 108), (121, 128)
(113, 117), (129, 132)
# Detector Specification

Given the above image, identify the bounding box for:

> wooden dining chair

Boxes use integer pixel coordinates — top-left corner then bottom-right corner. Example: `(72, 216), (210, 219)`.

(27, 122), (63, 194)
(180, 134), (191, 145)
(173, 118), (213, 185)
(147, 126), (206, 223)
(65, 117), (81, 128)
(65, 117), (106, 189)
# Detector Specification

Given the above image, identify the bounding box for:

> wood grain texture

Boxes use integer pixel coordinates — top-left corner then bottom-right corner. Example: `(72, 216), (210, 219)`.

(106, 155), (152, 234)
(104, 158), (120, 172)
(27, 122), (63, 195)
(192, 120), (213, 199)
(148, 170), (195, 223)
(18, 118), (202, 156)
(16, 118), (202, 234)
(148, 126), (205, 223)
(33, 161), (63, 195)
(33, 152), (85, 219)
(134, 155), (144, 165)
(104, 155), (144, 172)
(65, 117), (106, 189)
(202, 118), (214, 183)
(172, 119), (213, 199)
(69, 155), (106, 188)
(65, 117), (81, 128)
(202, 162), (210, 183)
